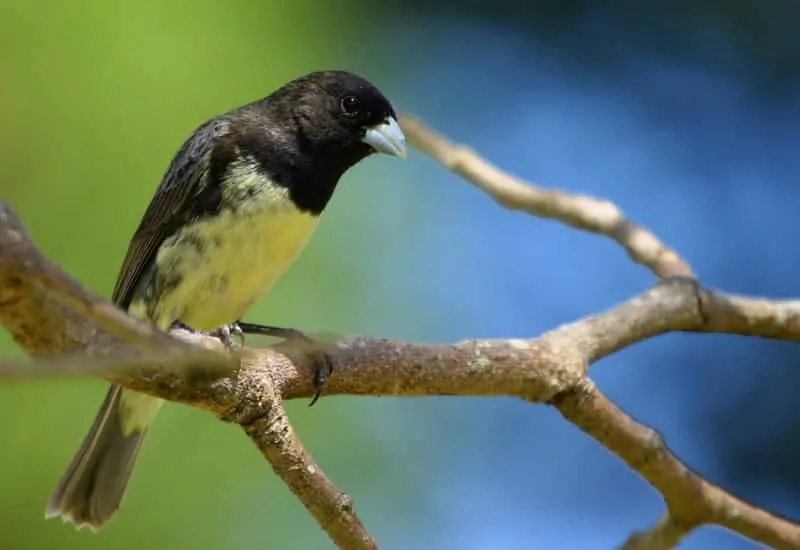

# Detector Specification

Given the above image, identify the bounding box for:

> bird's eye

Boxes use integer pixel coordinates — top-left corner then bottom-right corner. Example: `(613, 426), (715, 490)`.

(341, 95), (361, 117)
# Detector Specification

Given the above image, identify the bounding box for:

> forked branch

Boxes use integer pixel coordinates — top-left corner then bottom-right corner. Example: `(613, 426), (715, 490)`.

(0, 116), (796, 549)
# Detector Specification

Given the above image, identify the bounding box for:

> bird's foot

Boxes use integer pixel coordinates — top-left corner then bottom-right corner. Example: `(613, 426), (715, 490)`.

(208, 323), (245, 351)
(173, 320), (245, 350)
(237, 322), (335, 406)
(170, 320), (241, 382)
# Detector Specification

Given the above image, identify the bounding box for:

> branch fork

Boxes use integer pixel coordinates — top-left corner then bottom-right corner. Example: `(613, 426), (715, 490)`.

(0, 116), (797, 549)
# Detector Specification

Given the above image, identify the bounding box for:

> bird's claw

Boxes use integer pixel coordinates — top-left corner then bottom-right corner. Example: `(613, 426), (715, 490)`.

(209, 322), (245, 351)
(237, 322), (334, 406)
(310, 353), (335, 407)
(170, 320), (241, 383)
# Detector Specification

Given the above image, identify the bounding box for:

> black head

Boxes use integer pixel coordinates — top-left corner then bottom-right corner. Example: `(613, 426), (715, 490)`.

(269, 70), (405, 159)
(230, 71), (406, 214)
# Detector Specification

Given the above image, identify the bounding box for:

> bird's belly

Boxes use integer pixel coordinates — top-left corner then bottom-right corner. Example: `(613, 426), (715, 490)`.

(154, 206), (319, 330)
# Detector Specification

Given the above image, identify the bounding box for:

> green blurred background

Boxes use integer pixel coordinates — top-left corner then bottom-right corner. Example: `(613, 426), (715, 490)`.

(1, 1), (420, 548)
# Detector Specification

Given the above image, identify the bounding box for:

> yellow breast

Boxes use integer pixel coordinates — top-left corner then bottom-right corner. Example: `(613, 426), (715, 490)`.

(151, 163), (320, 330)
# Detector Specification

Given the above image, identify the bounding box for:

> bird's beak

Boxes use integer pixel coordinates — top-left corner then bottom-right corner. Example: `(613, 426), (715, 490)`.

(362, 117), (407, 159)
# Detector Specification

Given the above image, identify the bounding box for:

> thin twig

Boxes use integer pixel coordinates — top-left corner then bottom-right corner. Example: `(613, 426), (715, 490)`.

(620, 515), (687, 550)
(399, 114), (693, 279)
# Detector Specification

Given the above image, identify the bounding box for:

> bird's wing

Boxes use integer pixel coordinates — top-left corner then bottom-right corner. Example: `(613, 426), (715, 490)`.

(111, 117), (230, 309)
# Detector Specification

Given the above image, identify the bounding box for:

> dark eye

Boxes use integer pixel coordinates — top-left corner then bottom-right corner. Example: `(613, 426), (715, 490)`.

(341, 95), (361, 117)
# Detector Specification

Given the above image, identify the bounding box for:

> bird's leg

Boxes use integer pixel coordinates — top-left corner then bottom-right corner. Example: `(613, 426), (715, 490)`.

(237, 321), (335, 406)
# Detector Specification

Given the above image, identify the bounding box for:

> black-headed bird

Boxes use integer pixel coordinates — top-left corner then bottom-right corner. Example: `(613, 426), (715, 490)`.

(46, 70), (405, 531)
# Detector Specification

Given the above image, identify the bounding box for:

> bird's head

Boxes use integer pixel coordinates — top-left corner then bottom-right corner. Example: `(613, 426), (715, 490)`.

(268, 70), (406, 167)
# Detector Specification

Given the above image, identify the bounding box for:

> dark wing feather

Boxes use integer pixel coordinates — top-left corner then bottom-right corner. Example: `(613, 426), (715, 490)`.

(111, 117), (231, 309)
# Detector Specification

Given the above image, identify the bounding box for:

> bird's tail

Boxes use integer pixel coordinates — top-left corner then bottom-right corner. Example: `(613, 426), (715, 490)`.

(46, 384), (147, 531)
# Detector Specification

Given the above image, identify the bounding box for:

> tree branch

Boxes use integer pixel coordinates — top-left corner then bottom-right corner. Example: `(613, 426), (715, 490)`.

(621, 515), (686, 550)
(239, 381), (378, 549)
(399, 115), (693, 279)
(0, 116), (798, 549)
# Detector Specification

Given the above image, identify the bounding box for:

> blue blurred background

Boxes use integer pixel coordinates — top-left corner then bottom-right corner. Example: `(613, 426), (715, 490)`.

(2, 1), (799, 548)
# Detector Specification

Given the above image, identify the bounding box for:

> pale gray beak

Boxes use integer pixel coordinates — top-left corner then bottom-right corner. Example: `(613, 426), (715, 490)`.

(362, 117), (407, 158)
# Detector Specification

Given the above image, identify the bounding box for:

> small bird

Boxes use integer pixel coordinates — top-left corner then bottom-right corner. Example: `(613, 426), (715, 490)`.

(45, 70), (406, 531)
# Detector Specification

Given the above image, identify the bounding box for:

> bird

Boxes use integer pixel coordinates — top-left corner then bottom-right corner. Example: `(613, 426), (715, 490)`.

(45, 70), (406, 532)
